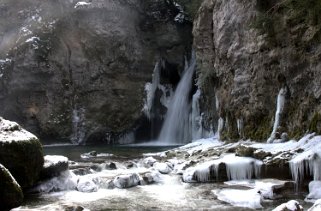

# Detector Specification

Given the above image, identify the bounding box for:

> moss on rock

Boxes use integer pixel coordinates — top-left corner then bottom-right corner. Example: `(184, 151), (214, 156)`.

(0, 164), (23, 211)
(0, 117), (44, 188)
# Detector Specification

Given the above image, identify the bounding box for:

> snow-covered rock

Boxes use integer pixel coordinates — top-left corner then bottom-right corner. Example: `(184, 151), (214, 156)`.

(306, 181), (321, 202)
(272, 200), (303, 211)
(143, 157), (157, 167)
(31, 170), (77, 193)
(213, 188), (263, 209)
(0, 117), (44, 188)
(77, 177), (98, 193)
(140, 171), (161, 185)
(74, 1), (91, 9)
(154, 162), (172, 174)
(41, 155), (69, 180)
(113, 173), (140, 189)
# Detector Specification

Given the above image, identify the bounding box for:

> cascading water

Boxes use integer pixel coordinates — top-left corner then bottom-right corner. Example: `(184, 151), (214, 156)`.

(71, 108), (86, 144)
(158, 54), (196, 144)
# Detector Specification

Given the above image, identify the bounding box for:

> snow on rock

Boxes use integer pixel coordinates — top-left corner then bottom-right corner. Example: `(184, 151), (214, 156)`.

(140, 171), (161, 185)
(183, 154), (262, 182)
(74, 1), (91, 9)
(113, 173), (140, 189)
(143, 156), (157, 167)
(213, 188), (263, 209)
(31, 170), (77, 193)
(0, 117), (44, 188)
(0, 117), (38, 142)
(43, 155), (68, 168)
(153, 162), (173, 174)
(308, 199), (321, 211)
(272, 200), (303, 211)
(41, 155), (69, 180)
(306, 181), (321, 202)
(77, 177), (98, 193)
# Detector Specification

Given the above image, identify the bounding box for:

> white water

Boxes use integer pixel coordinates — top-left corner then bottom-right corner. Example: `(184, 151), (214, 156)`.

(267, 88), (287, 143)
(158, 54), (196, 144)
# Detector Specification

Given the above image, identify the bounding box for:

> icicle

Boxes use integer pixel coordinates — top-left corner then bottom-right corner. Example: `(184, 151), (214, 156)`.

(217, 117), (224, 139)
(158, 53), (196, 144)
(143, 62), (161, 119)
(237, 118), (244, 137)
(191, 89), (203, 140)
(183, 154), (263, 182)
(267, 88), (287, 143)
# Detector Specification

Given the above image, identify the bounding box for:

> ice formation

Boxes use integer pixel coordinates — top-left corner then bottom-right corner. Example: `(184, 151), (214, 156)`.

(183, 154), (263, 182)
(143, 62), (161, 119)
(267, 87), (287, 143)
(306, 181), (321, 202)
(290, 135), (321, 185)
(308, 199), (321, 211)
(158, 53), (196, 144)
(213, 188), (263, 209)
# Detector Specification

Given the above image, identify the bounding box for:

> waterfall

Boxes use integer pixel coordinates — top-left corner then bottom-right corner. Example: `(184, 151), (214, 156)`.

(71, 108), (86, 144)
(158, 54), (196, 144)
(267, 87), (287, 143)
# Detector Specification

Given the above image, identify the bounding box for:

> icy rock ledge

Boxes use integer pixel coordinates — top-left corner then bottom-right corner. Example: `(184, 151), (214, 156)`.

(308, 199), (321, 211)
(183, 154), (262, 182)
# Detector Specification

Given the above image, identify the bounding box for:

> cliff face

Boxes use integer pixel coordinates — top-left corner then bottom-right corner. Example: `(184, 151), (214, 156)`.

(194, 0), (321, 141)
(0, 0), (192, 143)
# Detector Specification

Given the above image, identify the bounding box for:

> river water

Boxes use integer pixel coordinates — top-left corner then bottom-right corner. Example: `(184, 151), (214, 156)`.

(16, 144), (311, 211)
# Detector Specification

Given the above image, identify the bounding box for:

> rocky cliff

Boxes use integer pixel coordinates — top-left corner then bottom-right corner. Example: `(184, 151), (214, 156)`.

(0, 0), (193, 143)
(194, 0), (321, 141)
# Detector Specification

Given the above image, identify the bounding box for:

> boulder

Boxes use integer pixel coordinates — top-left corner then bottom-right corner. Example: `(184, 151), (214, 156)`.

(40, 155), (69, 180)
(154, 162), (173, 174)
(105, 162), (117, 170)
(113, 173), (140, 189)
(0, 117), (44, 188)
(31, 170), (77, 193)
(77, 177), (98, 193)
(0, 164), (23, 211)
(140, 171), (160, 185)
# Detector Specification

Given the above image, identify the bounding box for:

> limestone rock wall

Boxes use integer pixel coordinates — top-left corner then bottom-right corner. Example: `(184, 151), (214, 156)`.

(194, 0), (321, 141)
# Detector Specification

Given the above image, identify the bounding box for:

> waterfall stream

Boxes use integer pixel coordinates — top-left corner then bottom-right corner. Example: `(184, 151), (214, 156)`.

(158, 54), (196, 144)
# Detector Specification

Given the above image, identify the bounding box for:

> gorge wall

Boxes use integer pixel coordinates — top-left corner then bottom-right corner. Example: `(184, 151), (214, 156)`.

(0, 0), (193, 143)
(1, 0), (320, 144)
(194, 0), (321, 141)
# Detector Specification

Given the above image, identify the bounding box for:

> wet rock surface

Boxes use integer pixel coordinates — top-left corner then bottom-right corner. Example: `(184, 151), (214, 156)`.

(0, 0), (193, 144)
